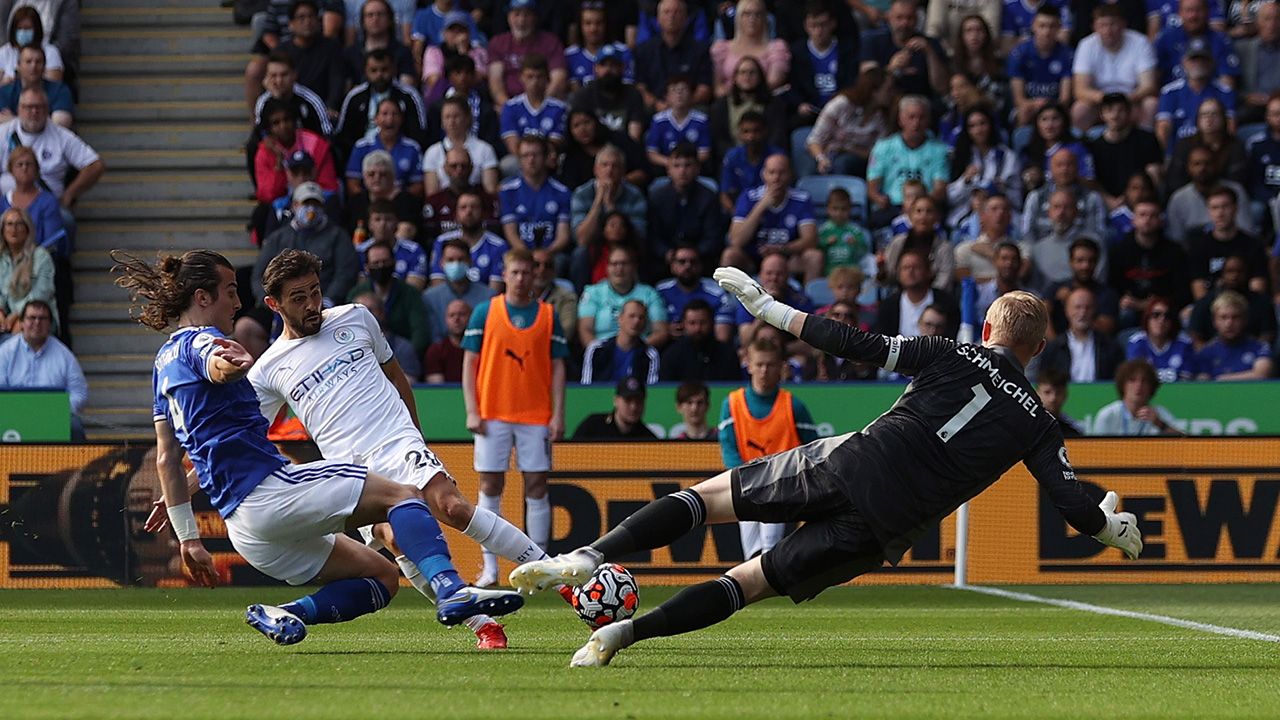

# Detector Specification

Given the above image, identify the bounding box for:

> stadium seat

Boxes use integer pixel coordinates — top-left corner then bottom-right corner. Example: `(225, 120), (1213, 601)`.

(797, 175), (867, 224)
(805, 278), (835, 307)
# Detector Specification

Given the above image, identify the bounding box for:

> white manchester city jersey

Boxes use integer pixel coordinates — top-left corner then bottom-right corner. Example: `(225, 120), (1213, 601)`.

(248, 305), (433, 480)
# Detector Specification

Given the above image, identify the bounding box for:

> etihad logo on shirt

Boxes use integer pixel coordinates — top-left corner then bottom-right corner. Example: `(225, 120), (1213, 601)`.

(288, 348), (367, 402)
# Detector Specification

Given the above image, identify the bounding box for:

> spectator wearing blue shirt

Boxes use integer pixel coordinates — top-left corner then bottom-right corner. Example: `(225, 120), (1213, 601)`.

(411, 0), (483, 52)
(1002, 0), (1071, 50)
(499, 54), (569, 169)
(1126, 297), (1197, 382)
(645, 74), (713, 171)
(430, 189), (509, 290)
(566, 3), (634, 92)
(1195, 289), (1274, 378)
(580, 299), (661, 385)
(355, 199), (428, 290)
(655, 246), (736, 343)
(0, 299), (86, 440)
(499, 135), (572, 255)
(633, 0), (715, 111)
(1008, 7), (1075, 126)
(1156, 48), (1237, 151)
(1153, 0), (1240, 85)
(731, 252), (814, 343)
(724, 154), (818, 271)
(1246, 94), (1280, 202)
(0, 46), (72, 127)
(344, 98), (424, 199)
(1146, 0), (1226, 38)
(785, 2), (858, 132)
(718, 110), (782, 213)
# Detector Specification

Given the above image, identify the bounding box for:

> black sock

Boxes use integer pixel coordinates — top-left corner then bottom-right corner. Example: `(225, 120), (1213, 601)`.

(592, 489), (707, 560)
(631, 575), (746, 642)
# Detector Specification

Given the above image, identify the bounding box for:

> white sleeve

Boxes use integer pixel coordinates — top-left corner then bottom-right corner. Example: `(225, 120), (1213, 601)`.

(44, 44), (63, 71)
(423, 143), (444, 174)
(60, 128), (100, 169)
(1072, 38), (1095, 75)
(474, 139), (499, 170)
(247, 366), (287, 424)
(356, 304), (395, 363)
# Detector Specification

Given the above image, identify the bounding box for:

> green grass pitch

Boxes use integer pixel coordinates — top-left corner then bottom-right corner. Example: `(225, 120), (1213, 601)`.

(2, 585), (1278, 719)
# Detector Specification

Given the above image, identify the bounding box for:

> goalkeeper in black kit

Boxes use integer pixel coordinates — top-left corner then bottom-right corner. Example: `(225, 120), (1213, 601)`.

(511, 267), (1144, 667)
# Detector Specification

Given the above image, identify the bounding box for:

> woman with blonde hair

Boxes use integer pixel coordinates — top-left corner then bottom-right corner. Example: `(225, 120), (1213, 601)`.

(0, 206), (56, 333)
(709, 0), (789, 97)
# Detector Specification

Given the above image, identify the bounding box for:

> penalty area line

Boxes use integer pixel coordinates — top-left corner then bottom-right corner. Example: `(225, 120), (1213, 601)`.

(952, 584), (1280, 643)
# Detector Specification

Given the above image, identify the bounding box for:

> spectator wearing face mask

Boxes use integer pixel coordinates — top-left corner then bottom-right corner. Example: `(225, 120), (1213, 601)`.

(421, 237), (495, 344)
(238, 182), (358, 356)
(347, 241), (430, 356)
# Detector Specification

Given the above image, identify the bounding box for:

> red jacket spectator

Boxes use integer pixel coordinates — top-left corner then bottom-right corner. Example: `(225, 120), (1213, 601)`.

(254, 128), (338, 203)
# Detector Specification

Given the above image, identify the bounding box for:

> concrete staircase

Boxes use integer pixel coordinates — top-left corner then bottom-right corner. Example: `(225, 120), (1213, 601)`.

(75, 0), (253, 439)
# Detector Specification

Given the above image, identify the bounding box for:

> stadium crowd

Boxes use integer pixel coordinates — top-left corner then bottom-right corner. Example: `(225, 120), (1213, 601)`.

(12, 0), (1280, 438)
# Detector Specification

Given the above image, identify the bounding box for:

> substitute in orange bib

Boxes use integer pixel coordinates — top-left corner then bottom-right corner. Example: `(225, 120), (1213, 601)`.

(462, 247), (568, 587)
(719, 337), (817, 559)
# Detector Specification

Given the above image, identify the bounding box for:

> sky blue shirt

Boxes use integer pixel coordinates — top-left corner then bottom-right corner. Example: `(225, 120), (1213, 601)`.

(578, 280), (669, 340)
(0, 333), (87, 413)
(499, 175), (572, 249)
(500, 95), (568, 142)
(152, 326), (286, 518)
(867, 134), (950, 205)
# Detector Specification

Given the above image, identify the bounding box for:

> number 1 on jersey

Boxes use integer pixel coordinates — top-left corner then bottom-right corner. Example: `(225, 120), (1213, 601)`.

(938, 384), (991, 442)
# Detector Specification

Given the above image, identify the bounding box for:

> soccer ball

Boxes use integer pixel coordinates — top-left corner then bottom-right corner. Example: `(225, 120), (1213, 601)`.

(571, 563), (639, 629)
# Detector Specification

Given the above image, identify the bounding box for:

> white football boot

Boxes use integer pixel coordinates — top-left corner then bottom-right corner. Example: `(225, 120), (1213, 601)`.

(508, 547), (601, 594)
(569, 620), (632, 667)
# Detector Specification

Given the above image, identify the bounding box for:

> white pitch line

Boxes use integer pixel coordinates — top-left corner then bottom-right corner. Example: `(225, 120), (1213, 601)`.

(955, 585), (1280, 643)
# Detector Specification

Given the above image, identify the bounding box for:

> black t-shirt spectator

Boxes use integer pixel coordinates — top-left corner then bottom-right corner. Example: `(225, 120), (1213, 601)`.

(572, 412), (659, 440)
(280, 36), (348, 112)
(659, 336), (740, 382)
(859, 32), (946, 98)
(557, 129), (647, 190)
(1090, 128), (1163, 198)
(569, 84), (648, 139)
(646, 181), (726, 266)
(1187, 229), (1269, 285)
(343, 39), (416, 86)
(633, 30), (714, 100)
(344, 191), (423, 235)
(1107, 232), (1192, 309)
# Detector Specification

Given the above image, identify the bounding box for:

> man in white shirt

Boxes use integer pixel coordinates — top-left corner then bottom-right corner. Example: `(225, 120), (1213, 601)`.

(0, 87), (103, 205)
(0, 298), (86, 439)
(247, 249), (556, 650)
(1071, 4), (1160, 129)
(1036, 287), (1124, 382)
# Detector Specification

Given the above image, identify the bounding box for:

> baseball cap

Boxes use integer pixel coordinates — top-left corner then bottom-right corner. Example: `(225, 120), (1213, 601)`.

(1184, 41), (1213, 62)
(596, 44), (623, 65)
(284, 149), (314, 170)
(615, 377), (646, 399)
(509, 0), (536, 11)
(292, 181), (325, 204)
(442, 10), (470, 29)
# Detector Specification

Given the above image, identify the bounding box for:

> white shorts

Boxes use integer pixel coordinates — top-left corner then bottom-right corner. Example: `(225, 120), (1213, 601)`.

(224, 460), (367, 586)
(474, 419), (551, 473)
(355, 439), (451, 548)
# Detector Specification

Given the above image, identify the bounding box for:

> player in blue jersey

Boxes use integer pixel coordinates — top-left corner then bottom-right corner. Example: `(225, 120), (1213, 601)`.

(113, 249), (523, 645)
(1155, 47), (1236, 151)
(499, 135), (573, 254)
(1007, 6), (1075, 126)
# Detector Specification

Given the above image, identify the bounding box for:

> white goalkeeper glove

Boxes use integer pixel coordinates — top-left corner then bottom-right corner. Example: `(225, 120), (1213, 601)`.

(1092, 491), (1143, 560)
(713, 266), (798, 330)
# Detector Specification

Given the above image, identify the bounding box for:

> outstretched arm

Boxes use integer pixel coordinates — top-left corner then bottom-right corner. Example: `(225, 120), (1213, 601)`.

(154, 419), (218, 587)
(1024, 433), (1142, 560)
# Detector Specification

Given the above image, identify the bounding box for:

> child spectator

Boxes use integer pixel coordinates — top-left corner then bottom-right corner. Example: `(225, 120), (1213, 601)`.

(645, 74), (712, 171)
(803, 188), (873, 283)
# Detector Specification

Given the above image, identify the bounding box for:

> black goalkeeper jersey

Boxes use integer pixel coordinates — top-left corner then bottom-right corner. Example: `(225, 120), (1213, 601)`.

(798, 315), (1106, 562)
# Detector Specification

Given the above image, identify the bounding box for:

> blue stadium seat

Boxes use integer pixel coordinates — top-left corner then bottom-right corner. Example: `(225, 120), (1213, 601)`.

(797, 175), (868, 224)
(805, 278), (835, 307)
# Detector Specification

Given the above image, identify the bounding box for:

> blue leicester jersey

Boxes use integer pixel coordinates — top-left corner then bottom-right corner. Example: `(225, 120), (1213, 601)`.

(565, 43), (636, 87)
(1156, 79), (1236, 146)
(152, 327), (286, 518)
(807, 40), (841, 104)
(732, 187), (816, 252)
(1007, 39), (1074, 99)
(1154, 27), (1240, 82)
(430, 230), (509, 285)
(355, 237), (429, 283)
(720, 144), (784, 199)
(645, 109), (712, 155)
(346, 135), (424, 188)
(499, 95), (568, 142)
(499, 176), (572, 249)
(1147, 0), (1224, 34)
(656, 277), (737, 326)
(1196, 337), (1270, 377)
(1126, 331), (1196, 382)
(1002, 0), (1071, 38)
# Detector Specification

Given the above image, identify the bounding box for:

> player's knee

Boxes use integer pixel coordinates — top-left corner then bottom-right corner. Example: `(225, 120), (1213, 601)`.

(523, 473), (548, 499)
(429, 488), (474, 530)
(375, 563), (401, 599)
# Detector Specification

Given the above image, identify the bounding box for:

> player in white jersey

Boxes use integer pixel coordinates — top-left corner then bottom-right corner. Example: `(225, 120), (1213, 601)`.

(247, 249), (562, 649)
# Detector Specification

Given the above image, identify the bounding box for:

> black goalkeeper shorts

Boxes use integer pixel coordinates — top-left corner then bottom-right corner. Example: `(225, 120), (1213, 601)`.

(730, 434), (886, 603)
